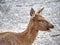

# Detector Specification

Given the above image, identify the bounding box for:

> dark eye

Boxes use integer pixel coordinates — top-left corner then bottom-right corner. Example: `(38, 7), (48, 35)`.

(38, 20), (47, 24)
(38, 20), (41, 22)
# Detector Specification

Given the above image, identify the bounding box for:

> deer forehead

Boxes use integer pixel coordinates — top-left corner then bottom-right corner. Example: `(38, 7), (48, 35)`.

(35, 14), (45, 20)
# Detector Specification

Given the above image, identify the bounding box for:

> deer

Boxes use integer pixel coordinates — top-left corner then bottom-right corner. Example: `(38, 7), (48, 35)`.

(0, 8), (54, 45)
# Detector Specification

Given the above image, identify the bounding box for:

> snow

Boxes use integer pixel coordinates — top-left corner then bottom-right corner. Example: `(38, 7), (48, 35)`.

(0, 0), (60, 45)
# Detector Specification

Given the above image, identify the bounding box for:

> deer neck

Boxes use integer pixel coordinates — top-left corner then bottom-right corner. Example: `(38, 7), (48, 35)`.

(18, 20), (39, 44)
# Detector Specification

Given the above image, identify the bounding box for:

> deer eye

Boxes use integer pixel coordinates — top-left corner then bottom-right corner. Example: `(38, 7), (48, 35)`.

(38, 20), (41, 22)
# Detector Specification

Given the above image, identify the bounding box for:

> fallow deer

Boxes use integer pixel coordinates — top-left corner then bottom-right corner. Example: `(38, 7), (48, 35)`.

(0, 8), (54, 45)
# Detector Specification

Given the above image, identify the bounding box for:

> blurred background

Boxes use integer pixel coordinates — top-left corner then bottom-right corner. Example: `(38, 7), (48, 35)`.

(0, 0), (60, 45)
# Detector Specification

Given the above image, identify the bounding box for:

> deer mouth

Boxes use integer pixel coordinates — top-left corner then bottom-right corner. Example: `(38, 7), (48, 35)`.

(47, 25), (54, 30)
(46, 27), (54, 32)
(46, 27), (50, 30)
(47, 28), (50, 30)
(47, 28), (51, 31)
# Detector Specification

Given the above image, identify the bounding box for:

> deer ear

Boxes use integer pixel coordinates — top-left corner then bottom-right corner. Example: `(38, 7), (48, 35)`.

(30, 8), (35, 16)
(37, 7), (44, 13)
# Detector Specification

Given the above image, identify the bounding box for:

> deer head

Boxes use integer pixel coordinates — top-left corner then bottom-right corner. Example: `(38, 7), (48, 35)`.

(30, 8), (54, 31)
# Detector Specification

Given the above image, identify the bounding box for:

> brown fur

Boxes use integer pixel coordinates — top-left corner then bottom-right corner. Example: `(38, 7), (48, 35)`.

(0, 8), (54, 45)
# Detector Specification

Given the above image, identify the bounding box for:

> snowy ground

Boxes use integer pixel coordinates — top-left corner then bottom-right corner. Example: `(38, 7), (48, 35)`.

(0, 0), (60, 45)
